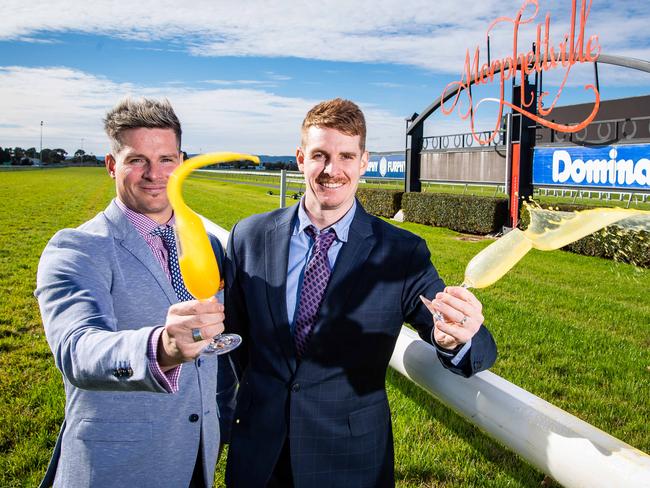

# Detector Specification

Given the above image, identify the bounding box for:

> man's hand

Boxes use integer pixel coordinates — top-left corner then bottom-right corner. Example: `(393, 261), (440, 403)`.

(420, 287), (484, 351)
(158, 297), (225, 369)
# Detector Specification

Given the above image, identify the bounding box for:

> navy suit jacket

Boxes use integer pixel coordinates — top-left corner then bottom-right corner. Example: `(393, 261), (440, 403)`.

(224, 202), (497, 487)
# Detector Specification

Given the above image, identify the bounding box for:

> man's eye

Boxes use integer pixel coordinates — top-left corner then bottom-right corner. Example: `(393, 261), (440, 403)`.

(161, 158), (175, 164)
(312, 153), (325, 161)
(129, 158), (145, 165)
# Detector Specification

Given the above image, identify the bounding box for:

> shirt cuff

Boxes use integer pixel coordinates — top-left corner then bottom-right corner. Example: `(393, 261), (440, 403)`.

(431, 329), (472, 366)
(147, 327), (182, 393)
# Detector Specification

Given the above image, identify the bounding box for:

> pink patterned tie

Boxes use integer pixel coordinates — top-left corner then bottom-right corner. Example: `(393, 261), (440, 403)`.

(294, 226), (337, 358)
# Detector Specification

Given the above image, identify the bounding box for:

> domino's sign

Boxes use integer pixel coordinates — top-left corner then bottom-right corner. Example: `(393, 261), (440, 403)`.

(365, 153), (405, 179)
(533, 144), (650, 190)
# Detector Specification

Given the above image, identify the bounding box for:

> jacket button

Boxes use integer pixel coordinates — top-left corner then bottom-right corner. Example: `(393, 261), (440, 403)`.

(197, 358), (202, 367)
(290, 383), (300, 393)
(189, 414), (200, 422)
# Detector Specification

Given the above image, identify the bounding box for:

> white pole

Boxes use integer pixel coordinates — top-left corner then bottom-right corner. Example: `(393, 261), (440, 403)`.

(280, 169), (287, 208)
(389, 327), (650, 488)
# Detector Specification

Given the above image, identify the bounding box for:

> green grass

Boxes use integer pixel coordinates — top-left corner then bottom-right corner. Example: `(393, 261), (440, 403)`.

(1, 167), (648, 487)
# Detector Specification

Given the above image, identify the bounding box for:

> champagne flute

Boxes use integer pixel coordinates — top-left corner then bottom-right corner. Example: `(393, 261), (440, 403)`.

(167, 152), (260, 354)
(425, 228), (533, 324)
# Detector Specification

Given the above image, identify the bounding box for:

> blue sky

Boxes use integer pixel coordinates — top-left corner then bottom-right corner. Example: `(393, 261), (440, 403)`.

(1, 0), (649, 156)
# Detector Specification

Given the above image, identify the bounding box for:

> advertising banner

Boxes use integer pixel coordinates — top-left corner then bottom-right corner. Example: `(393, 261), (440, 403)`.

(365, 153), (405, 179)
(533, 144), (650, 190)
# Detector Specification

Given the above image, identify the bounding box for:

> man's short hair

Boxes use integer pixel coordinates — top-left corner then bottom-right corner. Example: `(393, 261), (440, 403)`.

(104, 97), (182, 153)
(301, 98), (366, 152)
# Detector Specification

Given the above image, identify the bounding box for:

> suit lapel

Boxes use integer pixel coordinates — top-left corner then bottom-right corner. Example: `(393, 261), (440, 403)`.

(104, 200), (177, 305)
(265, 206), (298, 371)
(313, 205), (375, 336)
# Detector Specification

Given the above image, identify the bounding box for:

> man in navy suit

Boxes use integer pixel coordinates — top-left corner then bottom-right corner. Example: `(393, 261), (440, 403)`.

(224, 98), (497, 487)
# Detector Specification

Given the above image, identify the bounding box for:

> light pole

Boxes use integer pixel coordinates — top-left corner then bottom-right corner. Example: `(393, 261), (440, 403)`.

(40, 121), (43, 163)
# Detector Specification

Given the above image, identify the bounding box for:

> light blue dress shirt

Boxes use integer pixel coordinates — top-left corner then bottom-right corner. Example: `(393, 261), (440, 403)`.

(286, 198), (470, 364)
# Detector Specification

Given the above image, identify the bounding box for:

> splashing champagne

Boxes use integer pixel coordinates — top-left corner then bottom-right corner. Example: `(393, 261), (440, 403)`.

(432, 207), (650, 323)
(167, 152), (260, 354)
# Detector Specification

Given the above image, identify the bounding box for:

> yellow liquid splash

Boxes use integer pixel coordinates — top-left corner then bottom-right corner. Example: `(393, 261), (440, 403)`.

(462, 207), (650, 289)
(167, 152), (260, 299)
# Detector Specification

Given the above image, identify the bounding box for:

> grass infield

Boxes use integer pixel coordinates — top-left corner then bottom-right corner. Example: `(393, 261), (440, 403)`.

(0, 167), (648, 487)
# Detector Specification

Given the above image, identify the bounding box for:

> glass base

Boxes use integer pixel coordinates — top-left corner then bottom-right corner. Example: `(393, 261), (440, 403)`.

(202, 333), (242, 355)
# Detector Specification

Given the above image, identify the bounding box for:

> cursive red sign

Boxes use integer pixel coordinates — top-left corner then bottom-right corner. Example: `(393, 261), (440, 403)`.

(441, 0), (601, 145)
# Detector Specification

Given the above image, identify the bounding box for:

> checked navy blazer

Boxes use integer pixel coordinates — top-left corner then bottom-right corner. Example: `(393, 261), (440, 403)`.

(224, 201), (497, 488)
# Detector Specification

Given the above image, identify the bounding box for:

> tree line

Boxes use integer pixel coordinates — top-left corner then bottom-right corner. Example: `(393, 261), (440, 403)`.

(0, 147), (100, 165)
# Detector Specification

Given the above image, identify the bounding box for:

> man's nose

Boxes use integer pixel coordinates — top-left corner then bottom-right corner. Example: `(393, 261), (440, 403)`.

(144, 161), (164, 179)
(323, 159), (339, 175)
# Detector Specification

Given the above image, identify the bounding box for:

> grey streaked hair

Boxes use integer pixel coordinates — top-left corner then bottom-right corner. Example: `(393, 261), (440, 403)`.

(104, 97), (182, 153)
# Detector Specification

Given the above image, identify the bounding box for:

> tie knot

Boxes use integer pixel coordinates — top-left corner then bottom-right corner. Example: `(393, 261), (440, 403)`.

(151, 226), (175, 246)
(305, 225), (337, 253)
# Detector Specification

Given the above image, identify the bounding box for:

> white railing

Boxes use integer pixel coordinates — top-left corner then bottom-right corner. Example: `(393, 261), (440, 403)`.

(390, 327), (650, 488)
(201, 218), (650, 488)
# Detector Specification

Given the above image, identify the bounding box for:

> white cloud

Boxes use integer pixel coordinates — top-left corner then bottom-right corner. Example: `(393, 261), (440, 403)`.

(3, 1), (648, 74)
(0, 66), (406, 154)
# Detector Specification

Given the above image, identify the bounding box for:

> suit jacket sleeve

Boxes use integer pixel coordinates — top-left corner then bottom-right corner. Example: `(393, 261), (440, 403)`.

(211, 234), (238, 442)
(223, 222), (251, 380)
(402, 238), (497, 378)
(35, 229), (168, 393)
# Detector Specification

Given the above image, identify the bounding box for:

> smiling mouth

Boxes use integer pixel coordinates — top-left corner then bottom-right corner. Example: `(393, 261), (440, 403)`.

(321, 182), (344, 189)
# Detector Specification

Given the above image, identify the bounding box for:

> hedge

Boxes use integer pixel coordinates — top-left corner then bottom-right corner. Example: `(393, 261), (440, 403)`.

(519, 203), (650, 268)
(402, 192), (509, 235)
(355, 189), (648, 268)
(356, 188), (403, 218)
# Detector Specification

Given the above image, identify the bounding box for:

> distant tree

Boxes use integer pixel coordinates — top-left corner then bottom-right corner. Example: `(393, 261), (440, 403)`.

(25, 147), (37, 158)
(81, 153), (99, 164)
(40, 148), (53, 164)
(11, 147), (25, 165)
(0, 147), (10, 164)
(51, 148), (67, 164)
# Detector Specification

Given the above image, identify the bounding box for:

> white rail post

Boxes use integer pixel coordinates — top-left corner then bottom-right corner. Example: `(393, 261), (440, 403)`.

(280, 169), (287, 208)
(389, 327), (650, 488)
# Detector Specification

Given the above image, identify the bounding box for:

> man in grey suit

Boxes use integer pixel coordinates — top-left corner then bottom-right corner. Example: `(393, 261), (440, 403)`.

(224, 98), (497, 487)
(36, 98), (235, 487)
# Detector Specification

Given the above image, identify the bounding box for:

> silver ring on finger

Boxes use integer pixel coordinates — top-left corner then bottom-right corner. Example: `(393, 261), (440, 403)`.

(459, 315), (469, 325)
(191, 328), (203, 343)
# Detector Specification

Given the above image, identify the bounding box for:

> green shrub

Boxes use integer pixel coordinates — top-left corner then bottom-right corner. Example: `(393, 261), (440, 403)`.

(356, 188), (403, 218)
(519, 203), (649, 268)
(402, 192), (508, 235)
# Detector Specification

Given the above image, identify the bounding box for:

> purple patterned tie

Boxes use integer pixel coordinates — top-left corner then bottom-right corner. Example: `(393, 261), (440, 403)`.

(294, 225), (337, 358)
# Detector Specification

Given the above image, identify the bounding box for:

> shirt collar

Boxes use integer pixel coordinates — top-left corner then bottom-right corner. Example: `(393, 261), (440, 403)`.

(115, 198), (175, 240)
(293, 197), (356, 243)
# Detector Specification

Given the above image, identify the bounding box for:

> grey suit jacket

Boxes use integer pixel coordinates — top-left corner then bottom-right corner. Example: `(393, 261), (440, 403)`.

(36, 200), (235, 488)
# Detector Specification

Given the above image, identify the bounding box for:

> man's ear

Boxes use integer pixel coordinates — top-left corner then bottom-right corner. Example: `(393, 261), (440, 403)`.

(105, 153), (116, 179)
(296, 146), (305, 173)
(359, 150), (369, 176)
